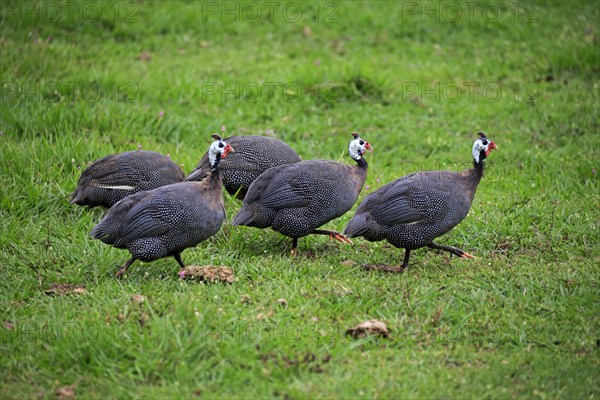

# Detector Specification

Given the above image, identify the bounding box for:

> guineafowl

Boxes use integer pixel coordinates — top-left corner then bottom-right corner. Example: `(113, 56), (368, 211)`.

(344, 132), (498, 272)
(232, 133), (372, 256)
(90, 135), (233, 278)
(186, 135), (302, 199)
(71, 150), (185, 208)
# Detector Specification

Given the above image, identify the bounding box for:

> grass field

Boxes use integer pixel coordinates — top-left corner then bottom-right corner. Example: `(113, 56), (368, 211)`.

(1, 0), (599, 398)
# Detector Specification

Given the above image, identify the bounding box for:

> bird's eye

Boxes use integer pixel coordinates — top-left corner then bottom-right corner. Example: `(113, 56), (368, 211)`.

(481, 140), (488, 145)
(359, 140), (364, 145)
(218, 143), (224, 148)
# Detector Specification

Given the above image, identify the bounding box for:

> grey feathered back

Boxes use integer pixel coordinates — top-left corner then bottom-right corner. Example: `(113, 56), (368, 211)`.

(344, 169), (480, 249)
(90, 177), (225, 263)
(186, 136), (301, 198)
(71, 150), (184, 208)
(233, 159), (368, 239)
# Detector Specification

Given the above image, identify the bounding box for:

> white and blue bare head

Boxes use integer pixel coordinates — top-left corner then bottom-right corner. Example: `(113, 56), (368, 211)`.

(348, 132), (373, 161)
(472, 132), (497, 165)
(209, 134), (234, 172)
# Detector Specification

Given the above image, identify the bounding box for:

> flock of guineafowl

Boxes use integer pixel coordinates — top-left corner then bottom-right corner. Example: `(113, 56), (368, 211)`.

(71, 131), (497, 278)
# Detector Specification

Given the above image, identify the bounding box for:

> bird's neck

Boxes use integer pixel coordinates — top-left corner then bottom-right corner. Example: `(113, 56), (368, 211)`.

(473, 159), (484, 176)
(472, 149), (486, 179)
(467, 155), (486, 192)
(353, 157), (369, 194)
(210, 168), (222, 187)
(355, 157), (368, 169)
(209, 153), (222, 187)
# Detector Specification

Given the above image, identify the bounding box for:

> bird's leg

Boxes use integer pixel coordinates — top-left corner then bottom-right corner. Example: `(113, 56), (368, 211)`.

(428, 242), (476, 259)
(115, 257), (137, 279)
(173, 252), (186, 269)
(400, 248), (411, 271)
(312, 229), (353, 244)
(290, 238), (298, 257)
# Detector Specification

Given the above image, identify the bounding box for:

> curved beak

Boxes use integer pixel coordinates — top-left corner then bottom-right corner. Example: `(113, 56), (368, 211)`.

(223, 144), (234, 158)
(485, 141), (498, 157)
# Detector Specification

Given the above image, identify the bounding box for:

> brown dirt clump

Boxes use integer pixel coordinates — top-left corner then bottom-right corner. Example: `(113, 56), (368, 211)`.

(346, 319), (390, 339)
(179, 265), (235, 283)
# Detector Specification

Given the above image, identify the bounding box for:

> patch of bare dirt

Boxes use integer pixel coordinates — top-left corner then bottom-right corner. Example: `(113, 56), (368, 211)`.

(179, 265), (235, 283)
(260, 351), (332, 374)
(362, 264), (404, 273)
(55, 384), (76, 400)
(44, 284), (88, 296)
(139, 52), (152, 62)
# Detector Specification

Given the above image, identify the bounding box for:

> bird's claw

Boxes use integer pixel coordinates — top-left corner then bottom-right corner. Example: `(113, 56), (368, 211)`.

(459, 251), (476, 259)
(330, 232), (353, 244)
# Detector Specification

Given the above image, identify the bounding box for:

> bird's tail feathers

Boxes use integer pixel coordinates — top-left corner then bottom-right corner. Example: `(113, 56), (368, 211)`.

(231, 209), (253, 226)
(185, 167), (209, 182)
(70, 189), (83, 205)
(343, 214), (369, 238)
(90, 221), (118, 244)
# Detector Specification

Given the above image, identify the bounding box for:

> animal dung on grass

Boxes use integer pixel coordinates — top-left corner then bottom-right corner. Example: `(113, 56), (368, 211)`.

(178, 265), (235, 283)
(346, 319), (390, 339)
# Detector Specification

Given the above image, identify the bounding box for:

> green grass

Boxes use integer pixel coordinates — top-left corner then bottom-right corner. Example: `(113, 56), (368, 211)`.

(1, 0), (599, 398)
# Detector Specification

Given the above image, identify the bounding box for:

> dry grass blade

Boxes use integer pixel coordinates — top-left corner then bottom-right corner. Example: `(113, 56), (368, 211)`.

(44, 283), (88, 296)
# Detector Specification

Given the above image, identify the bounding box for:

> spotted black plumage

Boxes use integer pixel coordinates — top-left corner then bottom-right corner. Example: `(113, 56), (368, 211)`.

(344, 132), (497, 272)
(90, 136), (233, 278)
(232, 133), (372, 256)
(70, 150), (185, 208)
(185, 135), (301, 199)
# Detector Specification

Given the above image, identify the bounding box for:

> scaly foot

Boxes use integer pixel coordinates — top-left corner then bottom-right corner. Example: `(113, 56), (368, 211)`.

(329, 232), (353, 244)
